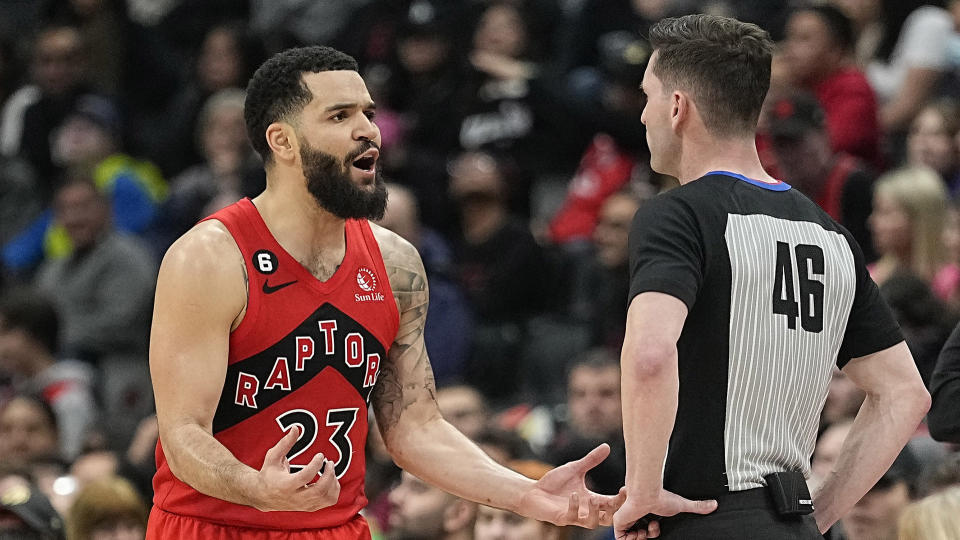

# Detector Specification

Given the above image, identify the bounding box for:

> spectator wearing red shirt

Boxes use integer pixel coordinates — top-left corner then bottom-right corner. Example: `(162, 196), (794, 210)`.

(783, 4), (882, 169)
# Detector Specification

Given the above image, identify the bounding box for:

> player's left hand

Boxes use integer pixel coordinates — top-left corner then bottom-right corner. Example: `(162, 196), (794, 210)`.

(516, 443), (628, 527)
(613, 489), (717, 538)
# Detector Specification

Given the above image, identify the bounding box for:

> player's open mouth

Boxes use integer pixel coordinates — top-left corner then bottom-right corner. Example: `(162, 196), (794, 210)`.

(351, 149), (378, 172)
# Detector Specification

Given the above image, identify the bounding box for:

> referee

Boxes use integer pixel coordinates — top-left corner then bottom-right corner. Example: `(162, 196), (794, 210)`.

(614, 14), (931, 539)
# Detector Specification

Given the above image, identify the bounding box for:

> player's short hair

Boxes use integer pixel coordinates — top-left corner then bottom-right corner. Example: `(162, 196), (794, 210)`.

(648, 14), (773, 137)
(244, 46), (359, 164)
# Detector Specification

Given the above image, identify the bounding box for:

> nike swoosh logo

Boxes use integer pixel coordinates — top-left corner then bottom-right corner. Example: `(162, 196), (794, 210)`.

(262, 280), (297, 294)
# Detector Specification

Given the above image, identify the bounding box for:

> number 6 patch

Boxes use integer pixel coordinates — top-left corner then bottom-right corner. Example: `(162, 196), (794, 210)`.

(253, 250), (278, 275)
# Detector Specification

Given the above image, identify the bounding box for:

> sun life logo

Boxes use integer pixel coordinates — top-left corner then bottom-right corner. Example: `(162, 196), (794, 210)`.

(356, 267), (377, 292)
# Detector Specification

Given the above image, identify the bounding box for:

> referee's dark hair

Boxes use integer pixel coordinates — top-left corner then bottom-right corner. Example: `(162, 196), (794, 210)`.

(244, 46), (359, 164)
(648, 14), (773, 137)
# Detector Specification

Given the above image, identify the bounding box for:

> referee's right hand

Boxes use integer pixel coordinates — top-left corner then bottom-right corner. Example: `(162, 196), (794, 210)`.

(614, 488), (717, 538)
(251, 426), (341, 512)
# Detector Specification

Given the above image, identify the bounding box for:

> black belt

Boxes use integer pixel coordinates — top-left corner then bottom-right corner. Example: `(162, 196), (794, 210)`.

(627, 485), (809, 533)
(712, 487), (775, 512)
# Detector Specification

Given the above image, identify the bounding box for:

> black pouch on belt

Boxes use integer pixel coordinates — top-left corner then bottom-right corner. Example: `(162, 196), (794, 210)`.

(763, 471), (815, 516)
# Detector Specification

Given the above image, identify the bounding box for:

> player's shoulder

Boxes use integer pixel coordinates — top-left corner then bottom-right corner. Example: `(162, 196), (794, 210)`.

(161, 219), (243, 278)
(368, 222), (424, 272)
(368, 222), (427, 301)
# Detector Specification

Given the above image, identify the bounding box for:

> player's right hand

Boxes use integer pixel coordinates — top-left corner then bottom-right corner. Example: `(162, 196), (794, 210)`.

(251, 426), (340, 512)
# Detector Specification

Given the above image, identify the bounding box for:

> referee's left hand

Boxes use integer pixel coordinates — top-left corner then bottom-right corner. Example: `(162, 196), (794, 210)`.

(613, 489), (717, 539)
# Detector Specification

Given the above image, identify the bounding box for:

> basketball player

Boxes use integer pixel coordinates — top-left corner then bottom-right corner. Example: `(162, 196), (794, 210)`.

(147, 46), (624, 539)
(613, 15), (931, 539)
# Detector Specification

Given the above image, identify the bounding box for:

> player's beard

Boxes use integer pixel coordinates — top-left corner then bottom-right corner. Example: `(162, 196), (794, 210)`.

(301, 140), (387, 220)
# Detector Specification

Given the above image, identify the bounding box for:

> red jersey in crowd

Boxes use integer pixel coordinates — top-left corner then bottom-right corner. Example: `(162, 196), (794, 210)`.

(812, 66), (882, 170)
(548, 134), (638, 244)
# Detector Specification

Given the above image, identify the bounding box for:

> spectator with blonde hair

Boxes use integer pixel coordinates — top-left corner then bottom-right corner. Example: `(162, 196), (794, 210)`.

(66, 476), (147, 540)
(897, 486), (960, 540)
(868, 166), (949, 286)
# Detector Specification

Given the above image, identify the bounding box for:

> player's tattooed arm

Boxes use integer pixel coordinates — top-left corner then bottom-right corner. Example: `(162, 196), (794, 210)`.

(368, 225), (622, 528)
(369, 224), (439, 439)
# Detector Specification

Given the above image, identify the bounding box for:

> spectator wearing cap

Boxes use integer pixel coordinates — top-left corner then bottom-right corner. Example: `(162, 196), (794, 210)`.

(0, 289), (98, 461)
(34, 178), (156, 450)
(783, 4), (882, 168)
(768, 91), (877, 261)
(52, 95), (166, 237)
(556, 0), (670, 90)
(842, 445), (924, 540)
(0, 473), (65, 540)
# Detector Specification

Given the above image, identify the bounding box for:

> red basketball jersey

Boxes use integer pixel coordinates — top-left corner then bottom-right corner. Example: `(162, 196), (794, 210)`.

(152, 198), (399, 530)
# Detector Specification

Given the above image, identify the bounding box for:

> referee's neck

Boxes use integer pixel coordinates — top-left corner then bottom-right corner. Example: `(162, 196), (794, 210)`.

(678, 136), (772, 185)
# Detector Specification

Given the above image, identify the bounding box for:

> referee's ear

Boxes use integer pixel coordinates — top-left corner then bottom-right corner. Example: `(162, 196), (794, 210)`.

(670, 90), (693, 133)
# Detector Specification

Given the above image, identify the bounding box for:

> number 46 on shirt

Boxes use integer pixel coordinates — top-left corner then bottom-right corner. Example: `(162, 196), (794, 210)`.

(772, 241), (824, 333)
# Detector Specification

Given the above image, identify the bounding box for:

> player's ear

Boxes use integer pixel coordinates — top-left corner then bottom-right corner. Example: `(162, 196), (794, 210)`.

(266, 122), (298, 164)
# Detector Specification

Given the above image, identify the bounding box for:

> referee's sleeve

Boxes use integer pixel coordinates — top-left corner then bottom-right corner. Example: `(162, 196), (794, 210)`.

(627, 193), (704, 309)
(836, 234), (903, 368)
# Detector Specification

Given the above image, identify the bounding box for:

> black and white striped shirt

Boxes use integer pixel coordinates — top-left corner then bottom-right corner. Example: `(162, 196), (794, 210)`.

(628, 171), (902, 498)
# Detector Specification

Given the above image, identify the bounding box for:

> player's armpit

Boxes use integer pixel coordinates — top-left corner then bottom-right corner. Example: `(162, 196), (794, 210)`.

(368, 224), (439, 443)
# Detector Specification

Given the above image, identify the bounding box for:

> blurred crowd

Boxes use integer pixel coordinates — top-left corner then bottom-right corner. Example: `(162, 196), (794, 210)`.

(1, 0), (960, 539)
